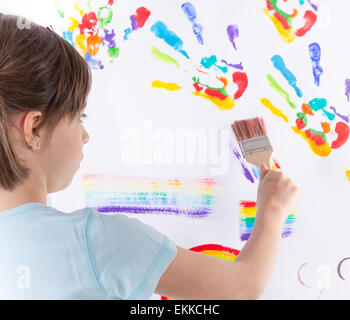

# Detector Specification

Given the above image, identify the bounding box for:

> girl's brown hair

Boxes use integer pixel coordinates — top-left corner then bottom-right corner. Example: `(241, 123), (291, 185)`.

(0, 13), (92, 191)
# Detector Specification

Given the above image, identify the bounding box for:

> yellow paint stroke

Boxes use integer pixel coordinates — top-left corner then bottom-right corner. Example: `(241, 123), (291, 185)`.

(74, 0), (84, 16)
(151, 80), (182, 91)
(200, 250), (237, 262)
(260, 98), (289, 123)
(75, 34), (87, 57)
(239, 206), (257, 218)
(291, 126), (332, 157)
(346, 170), (350, 181)
(192, 92), (235, 110)
(68, 17), (79, 32)
(263, 8), (296, 43)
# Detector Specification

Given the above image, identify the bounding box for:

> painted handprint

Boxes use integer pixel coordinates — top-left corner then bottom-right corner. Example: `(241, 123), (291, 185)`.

(149, 2), (248, 111)
(261, 50), (350, 157)
(264, 0), (318, 43)
(53, 0), (151, 69)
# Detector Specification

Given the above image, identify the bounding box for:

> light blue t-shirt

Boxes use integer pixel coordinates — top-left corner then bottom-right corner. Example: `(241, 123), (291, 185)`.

(0, 202), (177, 299)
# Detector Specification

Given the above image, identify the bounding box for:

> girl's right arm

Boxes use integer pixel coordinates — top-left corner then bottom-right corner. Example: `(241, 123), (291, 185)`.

(155, 164), (299, 300)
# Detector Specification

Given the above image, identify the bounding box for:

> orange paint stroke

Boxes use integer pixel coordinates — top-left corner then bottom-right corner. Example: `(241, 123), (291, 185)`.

(302, 103), (314, 115)
(87, 35), (102, 57)
(321, 122), (331, 134)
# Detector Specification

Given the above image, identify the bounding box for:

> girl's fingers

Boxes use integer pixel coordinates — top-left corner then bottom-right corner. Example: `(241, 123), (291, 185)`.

(259, 163), (269, 181)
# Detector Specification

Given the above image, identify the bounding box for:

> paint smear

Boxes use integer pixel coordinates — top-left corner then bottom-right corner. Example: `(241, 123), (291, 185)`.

(239, 200), (295, 241)
(152, 80), (182, 91)
(329, 106), (349, 123)
(331, 122), (350, 149)
(346, 79), (350, 102)
(227, 24), (239, 50)
(267, 73), (296, 109)
(346, 170), (350, 181)
(271, 55), (302, 97)
(308, 42), (323, 86)
(231, 145), (255, 183)
(182, 2), (204, 44)
(151, 21), (190, 59)
(150, 46), (180, 68)
(221, 60), (243, 70)
(161, 243), (240, 300)
(264, 1), (317, 43)
(309, 98), (335, 121)
(233, 72), (248, 100)
(83, 175), (215, 218)
(260, 98), (289, 122)
(291, 126), (332, 157)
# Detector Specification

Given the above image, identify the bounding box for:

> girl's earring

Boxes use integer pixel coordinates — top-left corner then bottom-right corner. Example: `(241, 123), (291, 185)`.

(37, 142), (40, 150)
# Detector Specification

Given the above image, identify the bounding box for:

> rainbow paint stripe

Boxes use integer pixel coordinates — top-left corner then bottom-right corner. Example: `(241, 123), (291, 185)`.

(239, 201), (296, 241)
(82, 174), (215, 218)
(161, 244), (240, 300)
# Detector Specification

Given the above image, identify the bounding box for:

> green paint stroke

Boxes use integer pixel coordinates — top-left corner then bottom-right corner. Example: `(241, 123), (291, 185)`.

(98, 6), (113, 30)
(297, 112), (307, 126)
(192, 76), (229, 97)
(310, 128), (327, 143)
(269, 0), (292, 26)
(150, 46), (180, 68)
(267, 73), (296, 109)
(108, 47), (120, 58)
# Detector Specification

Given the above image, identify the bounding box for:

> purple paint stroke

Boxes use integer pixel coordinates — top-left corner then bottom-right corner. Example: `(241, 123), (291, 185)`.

(130, 15), (138, 31)
(230, 144), (255, 183)
(345, 79), (350, 102)
(309, 42), (323, 87)
(307, 0), (319, 11)
(227, 24), (239, 50)
(85, 52), (104, 70)
(329, 106), (350, 123)
(221, 59), (243, 70)
(94, 205), (210, 218)
(102, 29), (117, 48)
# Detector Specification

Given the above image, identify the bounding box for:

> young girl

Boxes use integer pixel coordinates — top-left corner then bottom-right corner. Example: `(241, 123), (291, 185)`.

(0, 13), (299, 299)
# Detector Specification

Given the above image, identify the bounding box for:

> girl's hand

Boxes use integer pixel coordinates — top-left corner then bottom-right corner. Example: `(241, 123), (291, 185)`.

(256, 163), (299, 224)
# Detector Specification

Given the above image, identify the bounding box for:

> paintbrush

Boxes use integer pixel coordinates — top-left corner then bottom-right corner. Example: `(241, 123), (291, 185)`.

(231, 117), (273, 169)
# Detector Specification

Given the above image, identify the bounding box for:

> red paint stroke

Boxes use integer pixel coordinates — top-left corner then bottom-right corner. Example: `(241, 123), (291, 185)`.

(193, 83), (203, 92)
(295, 10), (317, 37)
(302, 103), (314, 115)
(273, 159), (281, 169)
(296, 118), (306, 130)
(204, 88), (227, 100)
(232, 72), (248, 100)
(108, 0), (114, 6)
(266, 0), (273, 11)
(79, 12), (98, 36)
(305, 129), (326, 146)
(190, 244), (240, 256)
(132, 7), (151, 29)
(273, 11), (291, 30)
(239, 200), (256, 208)
(331, 122), (350, 149)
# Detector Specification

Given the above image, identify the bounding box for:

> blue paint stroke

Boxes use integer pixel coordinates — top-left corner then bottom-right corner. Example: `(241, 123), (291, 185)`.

(345, 79), (350, 102)
(227, 25), (239, 51)
(63, 31), (75, 48)
(299, 0), (305, 5)
(271, 55), (303, 97)
(123, 27), (131, 40)
(309, 42), (323, 87)
(181, 2), (204, 45)
(221, 59), (243, 70)
(150, 21), (189, 59)
(309, 98), (335, 121)
(329, 106), (350, 123)
(85, 52), (104, 70)
(201, 55), (228, 73)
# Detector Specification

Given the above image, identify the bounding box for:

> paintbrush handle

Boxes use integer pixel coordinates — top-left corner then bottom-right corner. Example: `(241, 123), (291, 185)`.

(245, 149), (273, 169)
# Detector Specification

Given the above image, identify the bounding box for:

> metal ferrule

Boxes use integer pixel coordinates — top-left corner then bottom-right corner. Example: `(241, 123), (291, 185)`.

(238, 136), (272, 157)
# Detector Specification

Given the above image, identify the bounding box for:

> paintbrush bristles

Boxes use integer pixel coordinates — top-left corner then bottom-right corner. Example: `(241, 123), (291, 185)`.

(231, 117), (267, 142)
